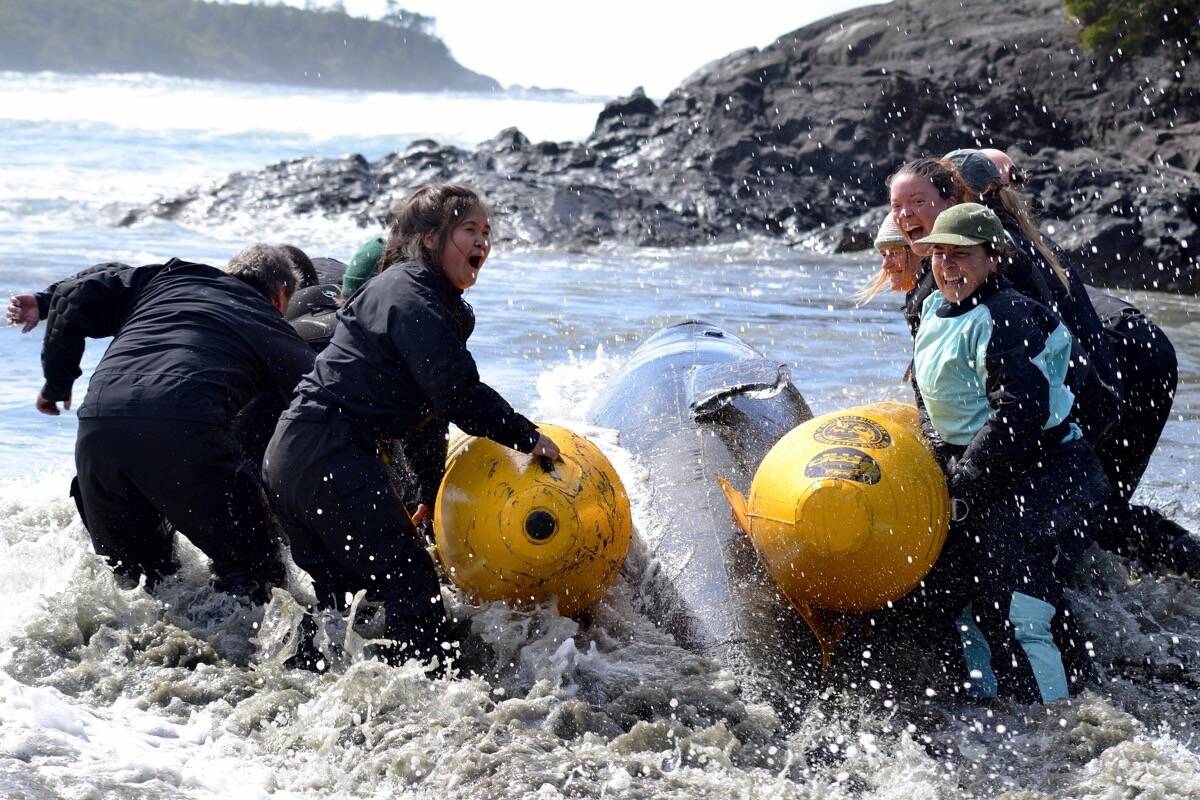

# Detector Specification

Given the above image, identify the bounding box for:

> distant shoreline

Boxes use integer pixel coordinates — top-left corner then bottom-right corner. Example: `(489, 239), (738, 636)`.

(0, 0), (500, 93)
(0, 68), (607, 103)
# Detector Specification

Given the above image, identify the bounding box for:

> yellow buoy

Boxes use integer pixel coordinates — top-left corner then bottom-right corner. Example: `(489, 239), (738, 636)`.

(719, 402), (949, 666)
(434, 423), (632, 617)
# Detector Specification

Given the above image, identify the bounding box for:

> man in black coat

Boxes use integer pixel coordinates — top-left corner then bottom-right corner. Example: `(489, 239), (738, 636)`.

(34, 245), (316, 601)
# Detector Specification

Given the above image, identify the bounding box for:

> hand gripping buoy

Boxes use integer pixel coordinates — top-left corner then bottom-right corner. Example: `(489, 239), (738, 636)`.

(434, 423), (632, 617)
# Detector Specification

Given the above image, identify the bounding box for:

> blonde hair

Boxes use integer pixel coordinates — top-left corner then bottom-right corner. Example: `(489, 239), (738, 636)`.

(854, 263), (895, 305)
(854, 246), (916, 306)
(986, 184), (1070, 291)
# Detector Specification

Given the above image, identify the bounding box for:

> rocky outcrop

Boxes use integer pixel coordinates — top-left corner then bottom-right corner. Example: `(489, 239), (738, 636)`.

(121, 0), (1200, 293)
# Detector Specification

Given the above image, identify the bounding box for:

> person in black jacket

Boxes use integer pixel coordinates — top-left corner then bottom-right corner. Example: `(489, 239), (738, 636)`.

(859, 153), (1199, 577)
(262, 183), (560, 668)
(955, 148), (1199, 575)
(12, 250), (343, 477)
(911, 204), (1110, 703)
(34, 245), (316, 602)
(231, 267), (345, 470)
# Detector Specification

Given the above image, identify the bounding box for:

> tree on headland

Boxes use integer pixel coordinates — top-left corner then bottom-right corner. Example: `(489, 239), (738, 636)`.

(0, 0), (499, 92)
(1062, 0), (1197, 56)
(382, 0), (434, 36)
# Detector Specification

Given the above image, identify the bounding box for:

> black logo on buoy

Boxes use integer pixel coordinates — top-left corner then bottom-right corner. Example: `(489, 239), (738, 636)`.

(525, 509), (557, 542)
(804, 447), (882, 485)
(813, 416), (892, 449)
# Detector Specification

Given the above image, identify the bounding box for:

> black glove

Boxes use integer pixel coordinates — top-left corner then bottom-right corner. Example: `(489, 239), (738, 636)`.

(947, 457), (983, 521)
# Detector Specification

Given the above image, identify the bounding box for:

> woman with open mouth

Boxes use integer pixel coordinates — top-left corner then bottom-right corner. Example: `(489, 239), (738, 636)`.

(262, 183), (561, 671)
(868, 157), (970, 337)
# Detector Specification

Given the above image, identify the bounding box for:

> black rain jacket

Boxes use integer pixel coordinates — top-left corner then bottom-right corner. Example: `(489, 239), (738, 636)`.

(285, 259), (539, 453)
(40, 259), (315, 424)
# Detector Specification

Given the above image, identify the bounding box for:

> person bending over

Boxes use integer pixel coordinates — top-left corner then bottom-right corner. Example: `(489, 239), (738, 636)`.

(911, 204), (1109, 704)
(35, 245), (316, 602)
(232, 247), (346, 470)
(11, 248), (332, 477)
(262, 183), (560, 668)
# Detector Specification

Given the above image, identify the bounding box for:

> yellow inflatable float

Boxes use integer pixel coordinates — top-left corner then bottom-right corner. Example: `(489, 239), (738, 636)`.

(434, 423), (632, 617)
(719, 402), (950, 668)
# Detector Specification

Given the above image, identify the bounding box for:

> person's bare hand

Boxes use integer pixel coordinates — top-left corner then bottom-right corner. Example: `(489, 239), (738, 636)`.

(7, 294), (39, 333)
(411, 503), (430, 527)
(531, 433), (562, 462)
(36, 391), (70, 416)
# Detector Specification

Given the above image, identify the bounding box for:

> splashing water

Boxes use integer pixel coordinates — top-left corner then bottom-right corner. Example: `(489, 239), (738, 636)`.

(2, 73), (1200, 799)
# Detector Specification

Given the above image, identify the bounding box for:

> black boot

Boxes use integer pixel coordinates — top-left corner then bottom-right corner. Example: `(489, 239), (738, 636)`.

(1151, 517), (1200, 577)
(1130, 508), (1200, 577)
(1054, 605), (1100, 690)
(369, 606), (450, 674)
(212, 551), (288, 605)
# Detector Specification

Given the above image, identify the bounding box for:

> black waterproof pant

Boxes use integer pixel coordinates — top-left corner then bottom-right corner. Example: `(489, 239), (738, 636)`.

(1096, 304), (1177, 498)
(906, 440), (1109, 704)
(74, 417), (286, 601)
(262, 412), (447, 662)
(392, 421), (450, 512)
(1089, 302), (1197, 571)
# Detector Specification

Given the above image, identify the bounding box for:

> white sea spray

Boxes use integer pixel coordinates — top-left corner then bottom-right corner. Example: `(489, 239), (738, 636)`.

(2, 74), (1199, 798)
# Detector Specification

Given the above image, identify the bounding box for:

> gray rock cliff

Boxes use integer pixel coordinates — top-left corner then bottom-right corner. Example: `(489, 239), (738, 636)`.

(121, 0), (1200, 292)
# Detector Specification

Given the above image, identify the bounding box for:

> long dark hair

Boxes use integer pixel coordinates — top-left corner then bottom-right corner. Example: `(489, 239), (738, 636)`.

(379, 184), (489, 273)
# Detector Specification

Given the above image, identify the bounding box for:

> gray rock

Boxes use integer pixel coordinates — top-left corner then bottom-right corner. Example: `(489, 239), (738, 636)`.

(121, 0), (1200, 292)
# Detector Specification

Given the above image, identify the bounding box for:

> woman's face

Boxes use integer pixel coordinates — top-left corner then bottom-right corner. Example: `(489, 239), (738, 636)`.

(930, 243), (996, 304)
(889, 173), (955, 249)
(878, 245), (920, 293)
(435, 206), (492, 290)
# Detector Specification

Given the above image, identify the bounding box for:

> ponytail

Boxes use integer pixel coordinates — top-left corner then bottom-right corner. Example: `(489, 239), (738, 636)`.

(854, 267), (894, 305)
(986, 185), (1070, 291)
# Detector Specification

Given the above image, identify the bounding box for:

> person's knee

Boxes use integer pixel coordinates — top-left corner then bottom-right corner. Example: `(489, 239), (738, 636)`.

(378, 599), (449, 664)
(74, 475), (178, 588)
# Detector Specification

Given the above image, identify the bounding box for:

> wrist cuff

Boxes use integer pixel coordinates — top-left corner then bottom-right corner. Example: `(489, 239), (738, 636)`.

(40, 379), (72, 403)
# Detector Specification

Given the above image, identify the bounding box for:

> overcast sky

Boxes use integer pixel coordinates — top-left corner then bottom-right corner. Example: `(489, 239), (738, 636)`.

(261, 0), (880, 96)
